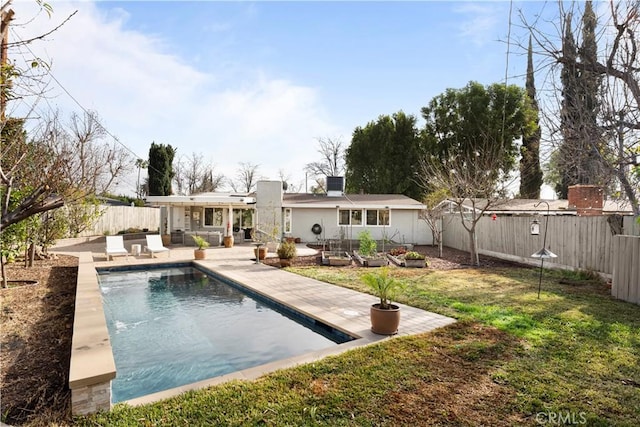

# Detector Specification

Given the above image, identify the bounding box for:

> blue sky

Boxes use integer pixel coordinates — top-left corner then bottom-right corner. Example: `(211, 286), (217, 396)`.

(9, 0), (558, 196)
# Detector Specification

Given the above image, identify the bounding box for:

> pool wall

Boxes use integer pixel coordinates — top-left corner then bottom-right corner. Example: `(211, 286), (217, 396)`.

(68, 252), (116, 415)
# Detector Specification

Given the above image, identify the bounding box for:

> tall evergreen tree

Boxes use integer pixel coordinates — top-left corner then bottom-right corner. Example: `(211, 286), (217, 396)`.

(148, 142), (176, 196)
(519, 36), (543, 199)
(557, 2), (604, 198)
(579, 0), (605, 185)
(558, 12), (580, 199)
(345, 111), (423, 200)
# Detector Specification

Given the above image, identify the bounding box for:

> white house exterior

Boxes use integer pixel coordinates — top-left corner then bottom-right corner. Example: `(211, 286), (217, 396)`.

(146, 180), (432, 246)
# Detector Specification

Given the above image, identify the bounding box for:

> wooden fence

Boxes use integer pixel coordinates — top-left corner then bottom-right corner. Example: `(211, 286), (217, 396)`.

(77, 206), (160, 237)
(612, 235), (640, 305)
(441, 214), (639, 276)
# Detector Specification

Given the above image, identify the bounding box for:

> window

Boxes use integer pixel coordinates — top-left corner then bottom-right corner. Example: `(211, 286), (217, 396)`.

(283, 208), (292, 234)
(351, 210), (362, 225)
(203, 207), (223, 227)
(366, 209), (390, 226)
(339, 210), (350, 225)
(338, 209), (364, 226)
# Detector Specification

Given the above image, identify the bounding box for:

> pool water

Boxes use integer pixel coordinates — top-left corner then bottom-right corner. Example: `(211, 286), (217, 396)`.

(98, 266), (344, 402)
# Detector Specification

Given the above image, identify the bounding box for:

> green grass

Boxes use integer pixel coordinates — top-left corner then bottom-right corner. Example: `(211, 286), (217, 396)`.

(76, 265), (640, 426)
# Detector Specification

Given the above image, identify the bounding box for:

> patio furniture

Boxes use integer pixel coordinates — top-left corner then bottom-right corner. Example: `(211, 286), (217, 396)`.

(145, 235), (170, 258)
(105, 236), (129, 261)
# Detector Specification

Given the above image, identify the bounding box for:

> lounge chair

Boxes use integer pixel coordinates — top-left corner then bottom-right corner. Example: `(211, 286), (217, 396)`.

(105, 236), (129, 261)
(145, 235), (170, 258)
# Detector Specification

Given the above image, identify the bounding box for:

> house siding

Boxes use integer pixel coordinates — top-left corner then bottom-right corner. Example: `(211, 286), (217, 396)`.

(289, 208), (432, 245)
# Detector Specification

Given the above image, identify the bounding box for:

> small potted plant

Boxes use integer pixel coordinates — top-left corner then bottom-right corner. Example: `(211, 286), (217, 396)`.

(191, 235), (210, 260)
(404, 251), (427, 268)
(361, 267), (405, 335)
(277, 240), (297, 267)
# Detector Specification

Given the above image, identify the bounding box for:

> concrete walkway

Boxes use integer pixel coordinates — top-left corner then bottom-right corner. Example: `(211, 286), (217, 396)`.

(54, 237), (455, 406)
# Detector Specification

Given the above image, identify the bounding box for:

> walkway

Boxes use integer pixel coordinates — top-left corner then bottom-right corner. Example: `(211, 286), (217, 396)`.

(54, 237), (455, 406)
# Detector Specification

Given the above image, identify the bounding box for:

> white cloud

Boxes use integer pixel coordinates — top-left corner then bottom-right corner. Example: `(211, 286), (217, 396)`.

(453, 3), (504, 47)
(8, 1), (339, 194)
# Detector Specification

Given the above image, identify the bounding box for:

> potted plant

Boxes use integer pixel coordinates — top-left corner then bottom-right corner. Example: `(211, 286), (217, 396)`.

(361, 267), (405, 335)
(404, 251), (427, 268)
(223, 222), (234, 248)
(192, 235), (209, 260)
(277, 240), (297, 267)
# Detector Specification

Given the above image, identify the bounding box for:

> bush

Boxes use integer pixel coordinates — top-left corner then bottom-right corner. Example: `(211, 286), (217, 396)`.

(277, 241), (297, 259)
(404, 251), (425, 260)
(358, 230), (377, 257)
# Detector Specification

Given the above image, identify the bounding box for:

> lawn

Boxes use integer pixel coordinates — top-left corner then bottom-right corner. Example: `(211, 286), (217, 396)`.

(78, 265), (640, 426)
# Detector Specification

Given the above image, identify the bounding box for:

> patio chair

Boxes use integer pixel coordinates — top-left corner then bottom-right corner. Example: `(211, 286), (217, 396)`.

(145, 234), (170, 258)
(105, 236), (129, 261)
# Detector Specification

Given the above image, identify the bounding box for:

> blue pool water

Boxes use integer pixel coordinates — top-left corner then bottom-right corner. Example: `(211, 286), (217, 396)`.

(98, 266), (348, 402)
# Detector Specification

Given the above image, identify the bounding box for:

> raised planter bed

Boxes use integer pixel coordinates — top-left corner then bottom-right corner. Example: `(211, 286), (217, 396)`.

(386, 253), (427, 268)
(321, 251), (352, 266)
(353, 251), (388, 267)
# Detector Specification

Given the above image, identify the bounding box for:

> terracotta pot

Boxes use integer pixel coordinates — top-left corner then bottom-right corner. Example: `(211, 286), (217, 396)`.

(254, 247), (267, 260)
(223, 235), (234, 248)
(370, 303), (400, 335)
(194, 249), (206, 260)
(161, 234), (171, 246)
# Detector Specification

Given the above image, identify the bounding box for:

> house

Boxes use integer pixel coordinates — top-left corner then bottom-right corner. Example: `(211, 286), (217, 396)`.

(145, 178), (432, 246)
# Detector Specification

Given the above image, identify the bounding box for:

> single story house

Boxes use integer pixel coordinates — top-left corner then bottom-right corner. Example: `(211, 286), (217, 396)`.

(145, 179), (432, 246)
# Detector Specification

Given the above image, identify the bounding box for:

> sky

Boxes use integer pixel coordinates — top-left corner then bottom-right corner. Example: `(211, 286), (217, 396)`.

(7, 0), (561, 197)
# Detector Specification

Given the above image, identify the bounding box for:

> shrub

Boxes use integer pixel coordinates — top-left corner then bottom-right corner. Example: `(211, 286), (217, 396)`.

(277, 241), (297, 259)
(389, 247), (407, 256)
(358, 230), (377, 257)
(404, 251), (425, 260)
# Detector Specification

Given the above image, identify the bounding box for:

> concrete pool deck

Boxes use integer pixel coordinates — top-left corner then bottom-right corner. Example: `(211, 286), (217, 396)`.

(55, 238), (455, 412)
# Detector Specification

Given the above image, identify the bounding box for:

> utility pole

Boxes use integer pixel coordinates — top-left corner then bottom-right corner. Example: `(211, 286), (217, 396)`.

(1, 0), (14, 121)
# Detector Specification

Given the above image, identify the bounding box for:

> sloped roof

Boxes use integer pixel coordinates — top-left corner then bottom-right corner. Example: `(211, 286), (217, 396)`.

(452, 198), (634, 215)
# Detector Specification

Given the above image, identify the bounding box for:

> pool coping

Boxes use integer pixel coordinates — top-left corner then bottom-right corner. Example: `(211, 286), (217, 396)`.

(66, 246), (456, 413)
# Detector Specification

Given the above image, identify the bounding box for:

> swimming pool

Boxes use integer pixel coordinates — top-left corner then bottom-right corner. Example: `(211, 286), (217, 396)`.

(98, 265), (351, 402)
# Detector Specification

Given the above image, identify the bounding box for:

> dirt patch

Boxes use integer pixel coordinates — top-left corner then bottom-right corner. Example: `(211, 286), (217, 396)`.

(263, 244), (527, 270)
(1, 255), (78, 426)
(381, 321), (526, 426)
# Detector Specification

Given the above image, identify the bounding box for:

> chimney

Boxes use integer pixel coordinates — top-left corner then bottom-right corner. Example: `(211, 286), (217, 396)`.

(568, 185), (603, 216)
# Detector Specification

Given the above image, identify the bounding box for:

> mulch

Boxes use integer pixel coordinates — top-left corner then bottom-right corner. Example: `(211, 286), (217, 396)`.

(0, 245), (522, 426)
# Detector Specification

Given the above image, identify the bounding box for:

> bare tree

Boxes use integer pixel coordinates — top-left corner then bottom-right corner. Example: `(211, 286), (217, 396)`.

(420, 188), (449, 258)
(305, 137), (345, 192)
(173, 153), (225, 195)
(2, 110), (131, 230)
(418, 141), (508, 266)
(230, 162), (260, 193)
(277, 169), (301, 193)
(522, 1), (640, 215)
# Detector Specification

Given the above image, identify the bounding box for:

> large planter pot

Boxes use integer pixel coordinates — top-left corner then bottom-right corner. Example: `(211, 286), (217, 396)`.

(370, 303), (400, 335)
(161, 234), (171, 246)
(254, 247), (267, 260)
(194, 249), (206, 260)
(223, 235), (234, 248)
